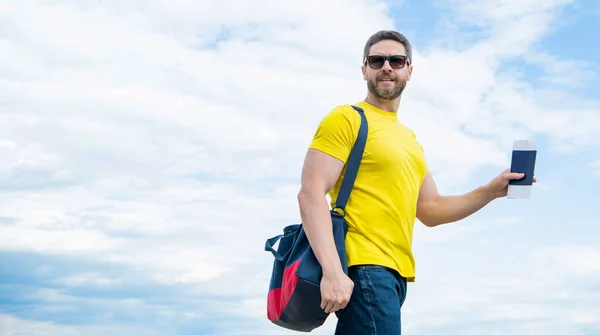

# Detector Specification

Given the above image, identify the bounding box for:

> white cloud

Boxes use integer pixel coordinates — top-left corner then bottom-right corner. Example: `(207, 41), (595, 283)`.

(55, 272), (122, 287)
(0, 314), (161, 335)
(590, 160), (600, 176)
(523, 50), (598, 88)
(0, 0), (598, 334)
(400, 244), (600, 335)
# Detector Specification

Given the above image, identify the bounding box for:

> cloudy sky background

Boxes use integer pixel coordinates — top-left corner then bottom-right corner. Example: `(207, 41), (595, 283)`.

(1, 0), (599, 334)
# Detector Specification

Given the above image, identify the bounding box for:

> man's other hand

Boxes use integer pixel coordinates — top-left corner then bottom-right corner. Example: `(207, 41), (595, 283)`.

(320, 270), (354, 314)
(486, 168), (537, 199)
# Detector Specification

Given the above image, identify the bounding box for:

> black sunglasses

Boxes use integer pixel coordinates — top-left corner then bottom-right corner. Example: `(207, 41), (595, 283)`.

(365, 55), (409, 69)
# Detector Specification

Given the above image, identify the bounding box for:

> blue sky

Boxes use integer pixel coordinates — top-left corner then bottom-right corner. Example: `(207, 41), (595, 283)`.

(0, 1), (599, 334)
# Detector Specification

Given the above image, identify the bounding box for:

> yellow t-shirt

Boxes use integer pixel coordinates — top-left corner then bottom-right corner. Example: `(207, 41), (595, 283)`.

(308, 101), (428, 282)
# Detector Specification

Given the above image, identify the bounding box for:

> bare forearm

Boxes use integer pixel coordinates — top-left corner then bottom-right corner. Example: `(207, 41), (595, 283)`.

(297, 190), (343, 275)
(420, 184), (496, 227)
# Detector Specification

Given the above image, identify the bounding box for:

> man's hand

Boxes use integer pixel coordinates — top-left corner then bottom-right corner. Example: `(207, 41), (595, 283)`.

(486, 168), (537, 199)
(320, 269), (354, 314)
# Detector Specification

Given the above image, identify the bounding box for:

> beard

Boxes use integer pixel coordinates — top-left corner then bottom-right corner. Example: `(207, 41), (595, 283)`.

(367, 75), (407, 100)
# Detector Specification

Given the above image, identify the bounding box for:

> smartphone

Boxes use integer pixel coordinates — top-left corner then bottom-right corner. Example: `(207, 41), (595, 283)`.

(507, 140), (537, 199)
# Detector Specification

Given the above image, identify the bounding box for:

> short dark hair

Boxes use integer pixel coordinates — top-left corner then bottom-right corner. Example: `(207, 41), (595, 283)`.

(363, 30), (412, 63)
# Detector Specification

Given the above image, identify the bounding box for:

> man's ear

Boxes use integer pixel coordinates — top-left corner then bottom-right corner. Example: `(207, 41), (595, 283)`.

(361, 65), (367, 80)
(407, 64), (413, 81)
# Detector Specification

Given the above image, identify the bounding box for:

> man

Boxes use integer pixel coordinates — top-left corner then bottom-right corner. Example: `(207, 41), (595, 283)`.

(297, 30), (534, 334)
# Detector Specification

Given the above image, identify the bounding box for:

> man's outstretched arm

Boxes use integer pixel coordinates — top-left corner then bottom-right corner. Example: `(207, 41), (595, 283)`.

(416, 169), (535, 227)
(297, 148), (354, 314)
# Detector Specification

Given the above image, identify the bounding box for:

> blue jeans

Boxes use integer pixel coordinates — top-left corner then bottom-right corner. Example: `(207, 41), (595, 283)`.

(334, 265), (408, 335)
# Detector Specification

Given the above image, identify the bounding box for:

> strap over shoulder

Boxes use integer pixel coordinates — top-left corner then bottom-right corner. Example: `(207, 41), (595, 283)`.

(332, 105), (368, 215)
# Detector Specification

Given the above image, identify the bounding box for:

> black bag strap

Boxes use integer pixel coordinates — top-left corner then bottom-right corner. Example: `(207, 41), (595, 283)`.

(332, 105), (368, 216)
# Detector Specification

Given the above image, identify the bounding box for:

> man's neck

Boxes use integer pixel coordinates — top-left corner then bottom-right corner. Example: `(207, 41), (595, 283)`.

(364, 94), (401, 113)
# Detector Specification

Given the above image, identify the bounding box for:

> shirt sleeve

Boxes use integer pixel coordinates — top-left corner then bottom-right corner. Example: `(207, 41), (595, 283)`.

(308, 106), (358, 164)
